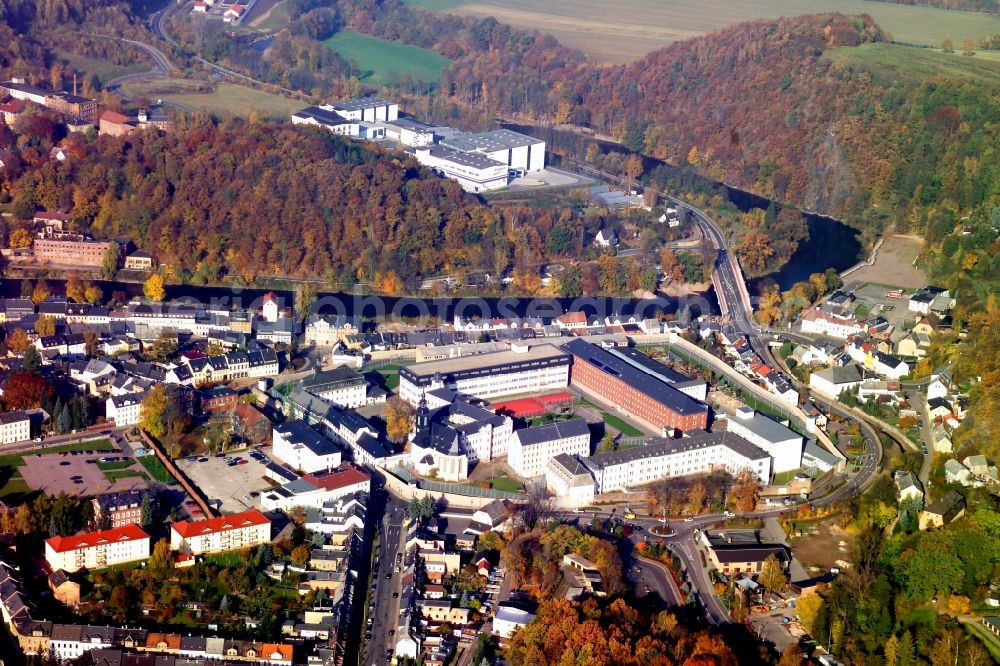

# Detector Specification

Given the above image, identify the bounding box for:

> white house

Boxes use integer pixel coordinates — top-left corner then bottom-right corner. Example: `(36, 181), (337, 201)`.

(260, 465), (370, 512)
(809, 364), (863, 397)
(506, 419), (590, 478)
(725, 407), (803, 474)
(272, 420), (343, 474)
(105, 391), (147, 426)
(945, 458), (972, 486)
(894, 470), (924, 503)
(545, 453), (595, 507)
(493, 601), (537, 639)
(799, 309), (866, 339)
(594, 228), (618, 247)
(170, 508), (271, 555)
(299, 366), (368, 409)
(45, 525), (150, 573)
(0, 410), (31, 444)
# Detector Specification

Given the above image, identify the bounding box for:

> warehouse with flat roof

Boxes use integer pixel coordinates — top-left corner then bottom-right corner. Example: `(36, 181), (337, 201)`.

(398, 343), (570, 404)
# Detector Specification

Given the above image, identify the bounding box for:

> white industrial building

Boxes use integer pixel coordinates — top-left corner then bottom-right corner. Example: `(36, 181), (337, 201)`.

(582, 430), (771, 493)
(381, 117), (436, 147)
(413, 145), (509, 193)
(724, 408), (803, 474)
(291, 106), (361, 136)
(399, 343), (570, 404)
(545, 453), (596, 507)
(441, 129), (545, 174)
(328, 97), (398, 122)
(272, 419), (343, 474)
(507, 418), (591, 478)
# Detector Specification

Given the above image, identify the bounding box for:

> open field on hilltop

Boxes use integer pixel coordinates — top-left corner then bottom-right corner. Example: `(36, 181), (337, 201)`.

(120, 78), (303, 118)
(251, 0), (291, 31)
(827, 41), (1000, 85)
(322, 31), (452, 85)
(54, 50), (151, 84)
(408, 0), (1000, 63)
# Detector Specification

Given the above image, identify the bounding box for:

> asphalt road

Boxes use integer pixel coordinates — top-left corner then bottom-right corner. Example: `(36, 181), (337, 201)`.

(362, 497), (406, 666)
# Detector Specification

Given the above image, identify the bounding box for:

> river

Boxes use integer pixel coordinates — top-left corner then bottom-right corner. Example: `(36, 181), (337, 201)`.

(1, 279), (715, 323)
(501, 123), (863, 294)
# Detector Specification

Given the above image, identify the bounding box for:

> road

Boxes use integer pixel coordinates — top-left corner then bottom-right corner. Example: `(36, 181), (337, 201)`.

(362, 496), (406, 666)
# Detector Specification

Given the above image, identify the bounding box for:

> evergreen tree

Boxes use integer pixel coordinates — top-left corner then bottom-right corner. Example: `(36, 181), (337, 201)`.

(70, 398), (84, 431)
(22, 346), (41, 374)
(219, 594), (230, 612)
(140, 495), (154, 529)
(677, 305), (692, 326)
(55, 399), (71, 433)
(48, 515), (59, 537)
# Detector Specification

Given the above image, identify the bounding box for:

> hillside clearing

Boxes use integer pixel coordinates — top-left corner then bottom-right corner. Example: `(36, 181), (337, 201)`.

(409, 0), (1000, 63)
(827, 41), (1000, 86)
(322, 31), (451, 86)
(120, 78), (304, 119)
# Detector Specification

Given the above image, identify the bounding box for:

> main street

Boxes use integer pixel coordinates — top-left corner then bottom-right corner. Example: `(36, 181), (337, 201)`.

(362, 495), (406, 666)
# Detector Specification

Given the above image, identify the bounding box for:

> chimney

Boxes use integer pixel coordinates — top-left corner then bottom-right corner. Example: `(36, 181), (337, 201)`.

(73, 74), (77, 96)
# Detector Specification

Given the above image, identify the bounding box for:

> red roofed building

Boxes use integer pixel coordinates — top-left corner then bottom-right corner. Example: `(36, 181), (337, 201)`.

(0, 97), (26, 124)
(170, 508), (271, 555)
(261, 644), (293, 666)
(555, 311), (588, 330)
(223, 4), (244, 21)
(99, 110), (136, 138)
(45, 524), (150, 572)
(303, 463), (371, 495)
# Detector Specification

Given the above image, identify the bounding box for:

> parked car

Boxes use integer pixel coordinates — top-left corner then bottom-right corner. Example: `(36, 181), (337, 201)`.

(59, 461), (71, 466)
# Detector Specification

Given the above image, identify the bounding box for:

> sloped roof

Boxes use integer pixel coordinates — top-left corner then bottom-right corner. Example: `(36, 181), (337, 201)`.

(46, 524), (149, 553)
(171, 508), (270, 538)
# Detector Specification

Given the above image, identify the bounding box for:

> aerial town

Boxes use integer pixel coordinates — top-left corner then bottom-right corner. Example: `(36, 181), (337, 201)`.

(2, 0), (1000, 664)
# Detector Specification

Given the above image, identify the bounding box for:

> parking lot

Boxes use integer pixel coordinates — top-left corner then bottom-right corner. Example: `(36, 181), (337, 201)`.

(848, 283), (919, 332)
(175, 447), (276, 513)
(20, 450), (149, 498)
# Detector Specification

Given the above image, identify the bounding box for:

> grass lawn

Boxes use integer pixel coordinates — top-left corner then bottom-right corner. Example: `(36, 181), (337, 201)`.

(46, 439), (113, 454)
(0, 453), (25, 469)
(138, 455), (176, 484)
(105, 469), (149, 482)
(377, 364), (401, 391)
(97, 460), (136, 472)
(409, 0), (1000, 64)
(0, 478), (34, 503)
(322, 31), (452, 86)
(120, 78), (305, 119)
(54, 50), (151, 85)
(827, 42), (1000, 87)
(771, 469), (802, 486)
(488, 474), (522, 492)
(602, 413), (643, 437)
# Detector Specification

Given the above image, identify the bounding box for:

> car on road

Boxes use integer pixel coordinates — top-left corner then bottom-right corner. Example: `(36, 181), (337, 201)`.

(683, 517), (694, 522)
(73, 479), (83, 484)
(199, 457), (209, 462)
(386, 573), (392, 579)
(723, 511), (736, 517)
(237, 459), (249, 465)
(922, 446), (929, 455)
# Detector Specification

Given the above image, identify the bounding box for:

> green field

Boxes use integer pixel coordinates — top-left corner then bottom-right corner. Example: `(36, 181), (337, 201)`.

(105, 469), (149, 482)
(488, 474), (523, 492)
(97, 460), (136, 472)
(827, 42), (1000, 86)
(138, 455), (175, 484)
(120, 78), (305, 119)
(322, 31), (452, 85)
(601, 413), (644, 437)
(251, 0), (292, 31)
(408, 0), (1000, 63)
(54, 50), (151, 85)
(376, 364), (402, 391)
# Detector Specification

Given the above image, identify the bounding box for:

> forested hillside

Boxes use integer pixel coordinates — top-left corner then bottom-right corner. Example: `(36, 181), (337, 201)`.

(212, 2), (1000, 241)
(865, 0), (997, 10)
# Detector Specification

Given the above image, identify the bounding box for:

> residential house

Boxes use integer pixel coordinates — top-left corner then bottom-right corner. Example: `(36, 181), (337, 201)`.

(45, 525), (151, 572)
(919, 490), (965, 530)
(170, 508), (271, 555)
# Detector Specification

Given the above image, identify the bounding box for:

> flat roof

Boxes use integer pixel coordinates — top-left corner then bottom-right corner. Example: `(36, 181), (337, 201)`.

(442, 129), (542, 153)
(330, 97), (395, 112)
(584, 430), (769, 471)
(562, 339), (708, 417)
(301, 365), (365, 390)
(292, 106), (353, 126)
(728, 412), (802, 445)
(386, 117), (436, 132)
(426, 145), (506, 170)
(274, 419), (341, 456)
(401, 344), (570, 383)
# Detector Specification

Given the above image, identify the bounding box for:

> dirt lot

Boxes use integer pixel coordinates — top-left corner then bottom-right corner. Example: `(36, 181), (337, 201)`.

(20, 451), (148, 498)
(175, 447), (277, 513)
(789, 518), (854, 575)
(846, 235), (927, 290)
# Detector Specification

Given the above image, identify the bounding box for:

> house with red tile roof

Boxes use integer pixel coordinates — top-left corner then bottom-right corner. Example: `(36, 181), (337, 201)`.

(44, 524), (150, 572)
(170, 508), (271, 555)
